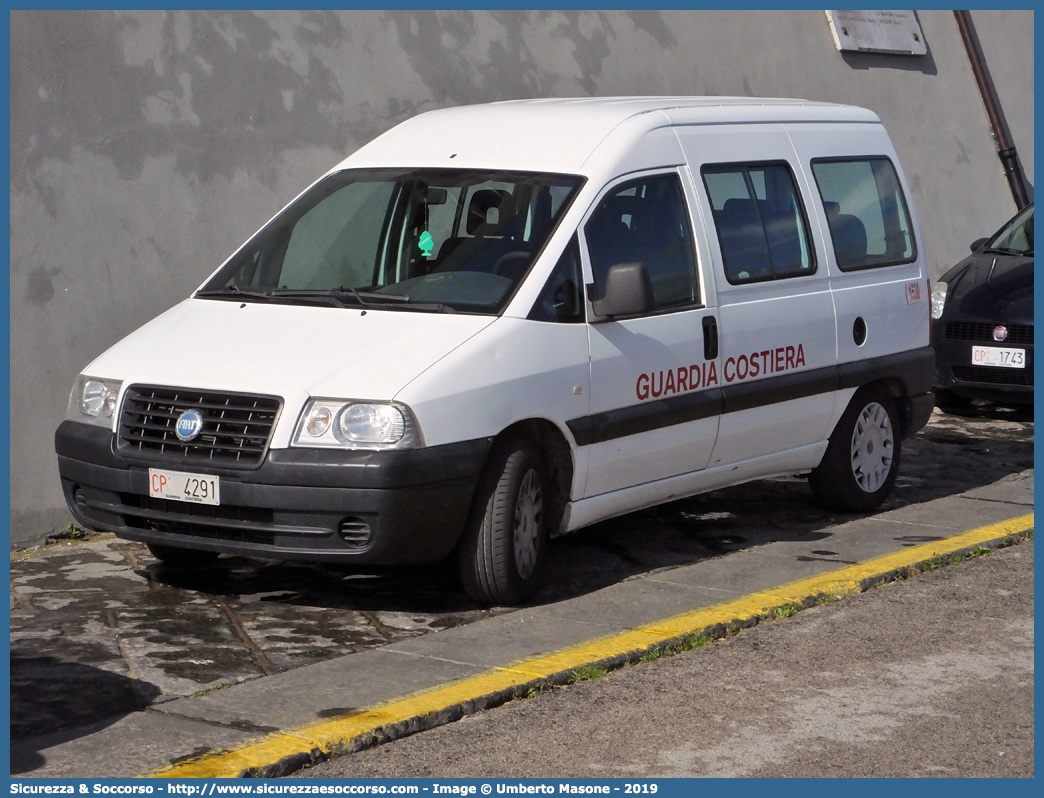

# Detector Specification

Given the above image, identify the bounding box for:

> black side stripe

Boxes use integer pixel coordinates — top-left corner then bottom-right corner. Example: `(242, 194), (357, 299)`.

(838, 346), (935, 395)
(566, 346), (935, 447)
(567, 389), (723, 447)
(720, 364), (838, 414)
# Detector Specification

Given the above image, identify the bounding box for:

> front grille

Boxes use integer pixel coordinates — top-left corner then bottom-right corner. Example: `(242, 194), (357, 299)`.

(951, 365), (1034, 387)
(945, 321), (1034, 346)
(118, 385), (281, 468)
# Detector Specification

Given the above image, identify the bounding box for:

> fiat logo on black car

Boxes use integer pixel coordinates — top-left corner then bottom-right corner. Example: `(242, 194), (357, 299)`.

(993, 325), (1009, 342)
(175, 409), (204, 442)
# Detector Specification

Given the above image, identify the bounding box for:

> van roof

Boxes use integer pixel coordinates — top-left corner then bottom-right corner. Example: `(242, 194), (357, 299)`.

(338, 97), (881, 176)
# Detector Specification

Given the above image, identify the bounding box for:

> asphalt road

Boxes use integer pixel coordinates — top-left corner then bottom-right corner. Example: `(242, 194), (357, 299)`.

(294, 539), (1034, 779)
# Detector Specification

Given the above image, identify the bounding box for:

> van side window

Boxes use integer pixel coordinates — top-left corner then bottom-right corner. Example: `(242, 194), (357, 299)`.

(584, 174), (699, 312)
(811, 157), (916, 270)
(528, 235), (584, 323)
(701, 162), (815, 285)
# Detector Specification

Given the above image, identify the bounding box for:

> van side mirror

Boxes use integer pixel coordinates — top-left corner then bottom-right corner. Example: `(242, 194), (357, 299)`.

(590, 262), (654, 321)
(970, 237), (988, 253)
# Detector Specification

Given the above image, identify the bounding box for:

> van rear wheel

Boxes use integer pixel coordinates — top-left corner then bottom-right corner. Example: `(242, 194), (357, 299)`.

(809, 385), (901, 513)
(458, 437), (547, 605)
(147, 542), (220, 567)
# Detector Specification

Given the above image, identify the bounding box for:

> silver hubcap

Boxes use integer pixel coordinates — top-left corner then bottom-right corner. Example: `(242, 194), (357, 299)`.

(850, 401), (894, 493)
(514, 468), (543, 580)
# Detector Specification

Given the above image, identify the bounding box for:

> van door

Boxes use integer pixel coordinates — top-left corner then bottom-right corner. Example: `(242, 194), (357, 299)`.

(677, 126), (838, 470)
(573, 170), (722, 498)
(788, 125), (926, 374)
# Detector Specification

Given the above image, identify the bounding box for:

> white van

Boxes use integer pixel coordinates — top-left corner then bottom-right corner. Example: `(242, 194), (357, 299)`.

(56, 98), (934, 603)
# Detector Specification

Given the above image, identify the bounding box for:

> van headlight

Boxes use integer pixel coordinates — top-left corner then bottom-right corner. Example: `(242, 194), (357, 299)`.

(930, 281), (948, 319)
(67, 376), (122, 427)
(292, 400), (423, 449)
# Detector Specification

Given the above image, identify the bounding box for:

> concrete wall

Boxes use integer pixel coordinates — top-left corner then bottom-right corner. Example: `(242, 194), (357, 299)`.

(10, 10), (1033, 548)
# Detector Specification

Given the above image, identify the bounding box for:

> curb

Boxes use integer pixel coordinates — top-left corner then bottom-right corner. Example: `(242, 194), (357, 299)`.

(145, 513), (1034, 779)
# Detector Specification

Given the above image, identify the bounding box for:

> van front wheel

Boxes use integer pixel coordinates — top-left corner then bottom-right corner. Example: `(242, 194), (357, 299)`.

(809, 386), (901, 513)
(458, 438), (547, 605)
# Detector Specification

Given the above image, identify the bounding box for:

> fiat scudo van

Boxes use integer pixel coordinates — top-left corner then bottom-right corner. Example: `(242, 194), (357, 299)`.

(56, 98), (934, 603)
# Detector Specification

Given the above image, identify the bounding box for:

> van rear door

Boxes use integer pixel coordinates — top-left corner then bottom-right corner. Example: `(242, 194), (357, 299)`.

(788, 125), (928, 376)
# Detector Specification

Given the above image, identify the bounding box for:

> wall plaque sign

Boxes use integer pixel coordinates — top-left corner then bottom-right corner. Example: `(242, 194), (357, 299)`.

(825, 10), (927, 56)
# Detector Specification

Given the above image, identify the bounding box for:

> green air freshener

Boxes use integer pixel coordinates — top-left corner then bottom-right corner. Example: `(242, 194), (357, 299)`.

(418, 231), (435, 257)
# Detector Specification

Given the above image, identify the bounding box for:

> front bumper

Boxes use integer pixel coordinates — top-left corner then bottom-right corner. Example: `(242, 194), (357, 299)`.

(55, 421), (492, 564)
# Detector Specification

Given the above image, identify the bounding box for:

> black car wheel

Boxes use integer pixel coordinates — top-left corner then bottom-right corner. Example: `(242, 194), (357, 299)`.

(458, 436), (547, 605)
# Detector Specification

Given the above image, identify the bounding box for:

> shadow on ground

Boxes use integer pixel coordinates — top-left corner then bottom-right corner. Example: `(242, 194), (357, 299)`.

(9, 657), (160, 773)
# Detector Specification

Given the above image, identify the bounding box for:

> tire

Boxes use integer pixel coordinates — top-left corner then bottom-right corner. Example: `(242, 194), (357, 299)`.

(146, 542), (221, 567)
(809, 385), (901, 513)
(458, 437), (548, 604)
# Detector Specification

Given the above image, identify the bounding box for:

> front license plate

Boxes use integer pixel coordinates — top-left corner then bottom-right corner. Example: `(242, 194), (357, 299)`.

(149, 468), (220, 506)
(971, 345), (1026, 369)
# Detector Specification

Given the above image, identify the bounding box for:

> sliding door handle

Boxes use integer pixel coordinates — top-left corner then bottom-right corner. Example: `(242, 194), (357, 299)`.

(702, 316), (718, 361)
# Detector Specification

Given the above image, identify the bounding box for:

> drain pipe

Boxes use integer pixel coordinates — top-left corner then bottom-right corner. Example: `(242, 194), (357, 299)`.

(954, 10), (1030, 210)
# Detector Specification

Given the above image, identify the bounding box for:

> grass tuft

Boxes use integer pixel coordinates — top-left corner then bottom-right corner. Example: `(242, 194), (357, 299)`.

(524, 683), (548, 699)
(773, 602), (802, 620)
(639, 633), (708, 663)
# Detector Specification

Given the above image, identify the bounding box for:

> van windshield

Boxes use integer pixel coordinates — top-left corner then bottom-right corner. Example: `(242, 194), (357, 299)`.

(200, 169), (584, 314)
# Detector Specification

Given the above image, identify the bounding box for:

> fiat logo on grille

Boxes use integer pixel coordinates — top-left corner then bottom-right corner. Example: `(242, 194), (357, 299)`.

(175, 409), (204, 442)
(993, 325), (1009, 342)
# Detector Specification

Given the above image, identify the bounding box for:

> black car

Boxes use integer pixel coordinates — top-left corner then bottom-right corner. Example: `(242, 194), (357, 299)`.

(931, 203), (1033, 408)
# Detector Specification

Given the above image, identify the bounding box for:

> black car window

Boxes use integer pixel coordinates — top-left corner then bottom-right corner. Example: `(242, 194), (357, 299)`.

(986, 205), (1033, 255)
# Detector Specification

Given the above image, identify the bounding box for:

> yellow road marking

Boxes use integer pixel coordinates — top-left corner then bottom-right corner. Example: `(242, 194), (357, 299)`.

(146, 513), (1033, 778)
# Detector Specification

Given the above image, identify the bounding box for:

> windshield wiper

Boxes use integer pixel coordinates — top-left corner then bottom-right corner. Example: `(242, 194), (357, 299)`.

(196, 286), (278, 301)
(198, 286), (456, 313)
(266, 288), (413, 308)
(198, 286), (353, 309)
(400, 301), (457, 313)
(270, 288), (458, 312)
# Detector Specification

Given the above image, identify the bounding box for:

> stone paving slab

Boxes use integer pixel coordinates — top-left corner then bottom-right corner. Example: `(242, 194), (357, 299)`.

(159, 646), (489, 732)
(385, 612), (619, 670)
(961, 470), (1035, 506)
(532, 579), (739, 631)
(648, 549), (842, 596)
(865, 490), (1037, 530)
(11, 709), (256, 778)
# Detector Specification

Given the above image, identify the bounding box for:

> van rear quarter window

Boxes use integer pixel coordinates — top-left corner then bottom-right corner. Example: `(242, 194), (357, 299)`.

(810, 157), (916, 270)
(701, 162), (815, 285)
